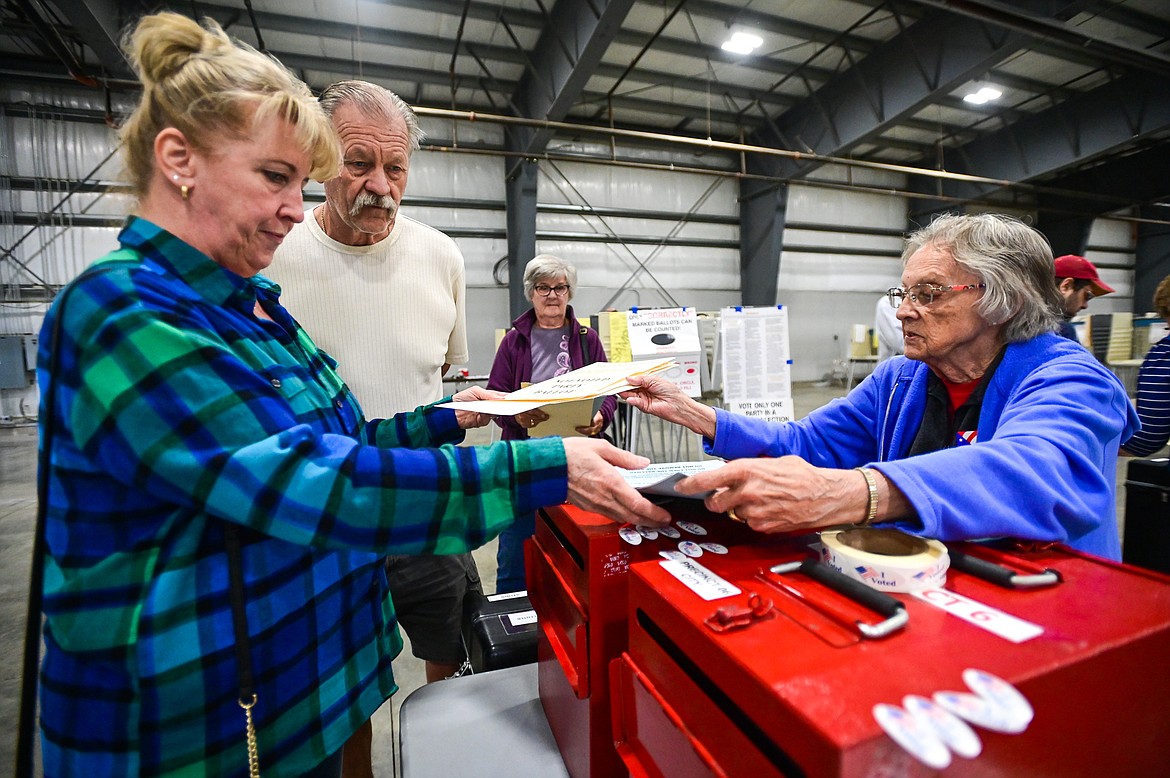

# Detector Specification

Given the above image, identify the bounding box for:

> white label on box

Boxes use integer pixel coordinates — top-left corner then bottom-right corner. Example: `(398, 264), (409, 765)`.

(660, 558), (741, 601)
(506, 610), (538, 627)
(486, 590), (528, 602)
(911, 588), (1043, 643)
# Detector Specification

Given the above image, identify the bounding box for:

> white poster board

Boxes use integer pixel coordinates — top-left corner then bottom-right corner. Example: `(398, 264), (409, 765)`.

(720, 305), (792, 403)
(627, 307), (703, 397)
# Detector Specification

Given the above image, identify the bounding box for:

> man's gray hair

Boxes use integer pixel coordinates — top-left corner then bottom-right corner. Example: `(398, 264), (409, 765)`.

(523, 254), (578, 301)
(318, 80), (425, 154)
(903, 213), (1062, 342)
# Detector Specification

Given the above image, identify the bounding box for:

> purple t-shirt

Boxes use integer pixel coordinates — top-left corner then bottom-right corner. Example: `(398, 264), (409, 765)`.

(530, 324), (573, 382)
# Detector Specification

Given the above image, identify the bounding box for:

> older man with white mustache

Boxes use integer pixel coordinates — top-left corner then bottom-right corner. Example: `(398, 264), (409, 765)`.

(265, 80), (475, 777)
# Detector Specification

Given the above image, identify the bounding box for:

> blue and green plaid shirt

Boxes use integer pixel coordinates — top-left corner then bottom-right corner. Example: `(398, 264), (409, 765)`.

(36, 216), (568, 776)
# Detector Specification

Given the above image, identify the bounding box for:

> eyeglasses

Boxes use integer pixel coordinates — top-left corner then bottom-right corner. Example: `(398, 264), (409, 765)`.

(534, 284), (570, 297)
(887, 283), (986, 308)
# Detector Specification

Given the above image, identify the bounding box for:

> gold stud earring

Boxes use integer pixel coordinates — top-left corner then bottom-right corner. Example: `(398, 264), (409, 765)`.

(181, 185), (189, 201)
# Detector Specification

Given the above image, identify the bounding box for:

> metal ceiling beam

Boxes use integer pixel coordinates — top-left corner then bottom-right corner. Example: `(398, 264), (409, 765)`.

(911, 71), (1170, 203)
(508, 0), (635, 153)
(1088, 3), (1170, 44)
(504, 0), (635, 313)
(1134, 208), (1170, 311)
(1033, 143), (1170, 215)
(900, 0), (1170, 79)
(39, 0), (135, 79)
(749, 1), (1092, 180)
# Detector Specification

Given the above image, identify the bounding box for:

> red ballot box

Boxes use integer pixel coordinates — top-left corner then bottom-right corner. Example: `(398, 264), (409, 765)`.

(611, 540), (1170, 777)
(527, 502), (766, 778)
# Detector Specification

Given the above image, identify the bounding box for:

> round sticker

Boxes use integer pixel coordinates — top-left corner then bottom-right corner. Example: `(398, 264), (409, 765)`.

(873, 703), (951, 770)
(699, 542), (728, 555)
(678, 540), (704, 557)
(618, 526), (643, 546)
(635, 525), (659, 540)
(659, 550), (687, 561)
(903, 695), (981, 759)
(962, 669), (1034, 732)
(675, 520), (708, 536)
(932, 691), (1021, 734)
(658, 525), (681, 539)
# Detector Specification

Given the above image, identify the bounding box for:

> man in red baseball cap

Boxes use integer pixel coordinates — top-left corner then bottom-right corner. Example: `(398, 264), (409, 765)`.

(1054, 254), (1114, 340)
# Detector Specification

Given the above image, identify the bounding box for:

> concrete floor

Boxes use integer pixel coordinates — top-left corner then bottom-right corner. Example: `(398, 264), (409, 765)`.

(0, 380), (1134, 775)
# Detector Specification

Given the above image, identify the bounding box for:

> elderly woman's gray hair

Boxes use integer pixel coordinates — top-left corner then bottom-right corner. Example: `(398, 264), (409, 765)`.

(318, 80), (425, 154)
(523, 254), (578, 301)
(903, 213), (1063, 342)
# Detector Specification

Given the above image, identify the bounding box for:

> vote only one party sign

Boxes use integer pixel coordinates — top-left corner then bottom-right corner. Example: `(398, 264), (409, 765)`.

(626, 307), (703, 397)
(721, 305), (794, 422)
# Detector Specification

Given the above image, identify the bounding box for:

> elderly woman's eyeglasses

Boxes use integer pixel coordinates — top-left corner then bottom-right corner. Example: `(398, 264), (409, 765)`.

(535, 284), (570, 297)
(887, 283), (986, 308)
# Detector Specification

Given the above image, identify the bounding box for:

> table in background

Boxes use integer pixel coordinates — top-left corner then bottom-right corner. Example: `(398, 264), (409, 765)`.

(398, 662), (569, 778)
(846, 355), (879, 389)
(441, 373), (489, 389)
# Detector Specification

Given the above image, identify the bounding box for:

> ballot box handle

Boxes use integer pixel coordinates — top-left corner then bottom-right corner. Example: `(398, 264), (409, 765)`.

(772, 559), (908, 639)
(949, 548), (1062, 589)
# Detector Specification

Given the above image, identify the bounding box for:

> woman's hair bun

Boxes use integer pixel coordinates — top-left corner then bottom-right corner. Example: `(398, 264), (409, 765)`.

(124, 11), (229, 87)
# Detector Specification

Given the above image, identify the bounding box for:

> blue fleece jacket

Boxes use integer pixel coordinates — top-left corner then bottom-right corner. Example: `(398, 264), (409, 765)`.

(707, 333), (1137, 560)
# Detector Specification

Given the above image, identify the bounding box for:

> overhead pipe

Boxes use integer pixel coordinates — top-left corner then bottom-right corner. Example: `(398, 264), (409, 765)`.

(412, 105), (1148, 209)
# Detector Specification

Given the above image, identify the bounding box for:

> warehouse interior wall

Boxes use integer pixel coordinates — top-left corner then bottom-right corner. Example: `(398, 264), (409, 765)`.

(0, 85), (1141, 422)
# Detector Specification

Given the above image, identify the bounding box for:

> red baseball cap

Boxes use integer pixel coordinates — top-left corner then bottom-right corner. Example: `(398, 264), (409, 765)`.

(1054, 254), (1114, 296)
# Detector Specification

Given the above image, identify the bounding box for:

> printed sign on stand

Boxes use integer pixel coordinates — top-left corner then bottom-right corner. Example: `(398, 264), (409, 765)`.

(627, 307), (703, 397)
(720, 306), (792, 411)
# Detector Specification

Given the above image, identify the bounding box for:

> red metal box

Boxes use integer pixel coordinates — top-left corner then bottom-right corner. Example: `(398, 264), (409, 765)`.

(612, 541), (1170, 777)
(528, 502), (764, 778)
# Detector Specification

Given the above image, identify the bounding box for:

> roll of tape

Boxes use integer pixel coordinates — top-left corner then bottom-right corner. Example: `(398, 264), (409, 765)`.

(820, 528), (949, 592)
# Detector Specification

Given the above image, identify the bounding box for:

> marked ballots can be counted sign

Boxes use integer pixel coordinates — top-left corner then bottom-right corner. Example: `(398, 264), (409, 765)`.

(626, 307), (703, 397)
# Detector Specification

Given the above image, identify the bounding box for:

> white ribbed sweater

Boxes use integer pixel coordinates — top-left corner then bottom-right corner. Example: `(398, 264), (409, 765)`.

(266, 211), (469, 418)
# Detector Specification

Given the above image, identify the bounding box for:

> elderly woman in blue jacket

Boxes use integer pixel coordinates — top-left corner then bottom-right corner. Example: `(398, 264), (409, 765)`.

(622, 213), (1137, 560)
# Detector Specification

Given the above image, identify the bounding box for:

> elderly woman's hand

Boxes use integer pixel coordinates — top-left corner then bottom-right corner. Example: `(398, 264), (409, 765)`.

(561, 438), (671, 526)
(451, 385), (504, 430)
(674, 455), (899, 533)
(620, 375), (717, 439)
(514, 407), (550, 432)
(574, 411), (605, 438)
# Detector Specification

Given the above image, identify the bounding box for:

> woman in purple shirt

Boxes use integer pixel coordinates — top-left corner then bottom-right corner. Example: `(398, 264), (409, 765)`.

(488, 254), (615, 591)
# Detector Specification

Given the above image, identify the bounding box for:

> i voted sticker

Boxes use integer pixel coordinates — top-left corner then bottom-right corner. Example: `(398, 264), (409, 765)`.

(903, 694), (982, 759)
(659, 550), (687, 561)
(933, 691), (1021, 734)
(618, 526), (643, 546)
(658, 525), (681, 539)
(635, 525), (659, 540)
(963, 669), (1033, 732)
(676, 520), (708, 536)
(873, 703), (951, 770)
(678, 540), (704, 557)
(699, 542), (728, 555)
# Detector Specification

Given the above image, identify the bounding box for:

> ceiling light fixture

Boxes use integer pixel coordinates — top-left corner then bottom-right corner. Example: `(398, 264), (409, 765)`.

(962, 85), (1003, 105)
(721, 31), (763, 56)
